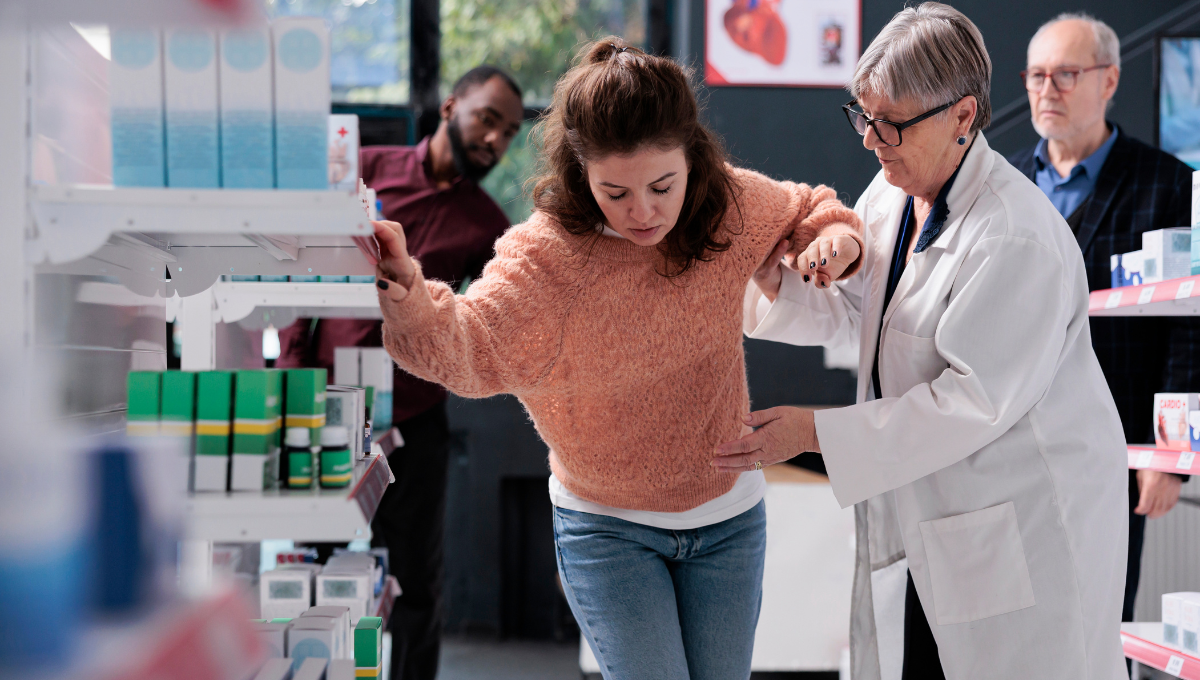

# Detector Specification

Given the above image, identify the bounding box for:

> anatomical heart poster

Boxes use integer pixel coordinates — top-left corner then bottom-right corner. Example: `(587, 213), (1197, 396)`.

(706, 0), (860, 87)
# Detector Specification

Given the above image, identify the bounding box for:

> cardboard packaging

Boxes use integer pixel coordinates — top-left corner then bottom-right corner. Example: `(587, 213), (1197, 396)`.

(272, 17), (331, 189)
(126, 371), (161, 437)
(359, 348), (394, 433)
(290, 275), (321, 283)
(1192, 226), (1200, 276)
(328, 114), (359, 191)
(195, 370), (235, 491)
(261, 566), (318, 619)
(1111, 251), (1144, 288)
(327, 659), (356, 680)
(326, 386), (366, 460)
(109, 28), (166, 187)
(285, 368), (328, 442)
(1193, 170), (1200, 226)
(232, 370), (283, 491)
(303, 605), (352, 658)
(1162, 592), (1200, 646)
(160, 371), (197, 439)
(354, 616), (384, 678)
(1142, 228), (1193, 284)
(1155, 393), (1199, 451)
(316, 570), (373, 620)
(253, 621), (289, 658)
(1186, 594), (1200, 653)
(292, 656), (329, 680)
(253, 658), (295, 680)
(163, 28), (220, 188)
(219, 27), (275, 188)
(333, 347), (359, 386)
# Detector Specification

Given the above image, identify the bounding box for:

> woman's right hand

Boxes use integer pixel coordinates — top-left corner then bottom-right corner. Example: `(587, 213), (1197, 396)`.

(369, 220), (417, 289)
(752, 239), (790, 302)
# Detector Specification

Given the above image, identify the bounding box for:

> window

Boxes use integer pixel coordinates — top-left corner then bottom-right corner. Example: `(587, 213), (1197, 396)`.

(443, 0), (647, 223)
(268, 0), (412, 104)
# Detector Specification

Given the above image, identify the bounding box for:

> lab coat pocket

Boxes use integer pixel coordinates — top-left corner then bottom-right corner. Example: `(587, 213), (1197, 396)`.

(918, 502), (1036, 625)
(880, 328), (947, 397)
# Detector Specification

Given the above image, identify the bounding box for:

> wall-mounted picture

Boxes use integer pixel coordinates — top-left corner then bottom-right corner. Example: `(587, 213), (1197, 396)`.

(1160, 36), (1200, 169)
(706, 0), (860, 87)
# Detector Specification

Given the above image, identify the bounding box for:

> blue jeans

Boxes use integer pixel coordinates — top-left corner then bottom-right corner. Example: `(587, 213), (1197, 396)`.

(553, 500), (767, 680)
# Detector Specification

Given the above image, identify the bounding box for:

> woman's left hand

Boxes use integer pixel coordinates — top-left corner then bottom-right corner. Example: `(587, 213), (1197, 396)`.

(796, 229), (861, 288)
(712, 406), (821, 472)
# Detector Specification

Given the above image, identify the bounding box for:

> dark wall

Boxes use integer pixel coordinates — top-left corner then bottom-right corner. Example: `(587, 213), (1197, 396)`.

(441, 0), (1192, 638)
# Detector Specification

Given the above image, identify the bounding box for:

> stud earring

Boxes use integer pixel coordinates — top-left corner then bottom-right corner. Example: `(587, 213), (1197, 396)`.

(957, 136), (967, 146)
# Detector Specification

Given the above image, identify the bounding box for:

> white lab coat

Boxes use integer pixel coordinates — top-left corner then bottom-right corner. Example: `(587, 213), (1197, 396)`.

(744, 134), (1128, 680)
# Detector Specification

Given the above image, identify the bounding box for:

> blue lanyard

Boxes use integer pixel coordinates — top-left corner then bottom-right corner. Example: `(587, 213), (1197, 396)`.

(871, 197), (916, 401)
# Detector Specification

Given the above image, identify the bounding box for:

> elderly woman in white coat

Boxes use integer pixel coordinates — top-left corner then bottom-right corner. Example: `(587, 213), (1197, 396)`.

(714, 4), (1128, 679)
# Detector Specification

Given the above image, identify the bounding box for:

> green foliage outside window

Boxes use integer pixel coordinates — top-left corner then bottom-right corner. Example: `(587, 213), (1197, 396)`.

(442, 0), (647, 223)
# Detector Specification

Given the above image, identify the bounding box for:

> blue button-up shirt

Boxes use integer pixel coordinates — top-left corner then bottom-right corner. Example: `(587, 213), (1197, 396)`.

(1033, 126), (1119, 219)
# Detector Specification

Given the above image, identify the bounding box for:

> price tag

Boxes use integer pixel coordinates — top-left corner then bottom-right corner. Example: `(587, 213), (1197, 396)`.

(1138, 286), (1157, 305)
(1166, 654), (1184, 675)
(1136, 450), (1155, 468)
(1178, 451), (1195, 471)
(1178, 280), (1196, 300)
(1105, 291), (1124, 309)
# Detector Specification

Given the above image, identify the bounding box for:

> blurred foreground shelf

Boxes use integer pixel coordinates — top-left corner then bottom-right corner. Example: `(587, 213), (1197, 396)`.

(1123, 622), (1200, 679)
(1089, 276), (1200, 317)
(1127, 446), (1198, 475)
(185, 452), (393, 542)
(209, 281), (381, 329)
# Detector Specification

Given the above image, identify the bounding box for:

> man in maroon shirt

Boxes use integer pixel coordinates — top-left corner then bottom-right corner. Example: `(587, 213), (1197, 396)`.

(277, 66), (524, 680)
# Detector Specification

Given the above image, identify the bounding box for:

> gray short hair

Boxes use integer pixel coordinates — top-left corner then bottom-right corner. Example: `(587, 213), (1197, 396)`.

(1029, 13), (1121, 71)
(849, 2), (992, 133)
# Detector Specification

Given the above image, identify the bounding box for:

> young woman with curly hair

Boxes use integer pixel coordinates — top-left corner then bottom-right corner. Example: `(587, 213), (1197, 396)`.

(361, 37), (863, 679)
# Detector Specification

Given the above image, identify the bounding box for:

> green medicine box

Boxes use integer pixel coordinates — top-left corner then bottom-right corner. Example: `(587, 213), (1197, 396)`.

(160, 371), (197, 438)
(354, 616), (383, 675)
(232, 369), (283, 491)
(195, 371), (235, 492)
(126, 371), (161, 437)
(285, 368), (327, 441)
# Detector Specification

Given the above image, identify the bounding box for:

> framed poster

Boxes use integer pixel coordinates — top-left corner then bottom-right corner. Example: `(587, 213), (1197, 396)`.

(1157, 34), (1200, 169)
(706, 0), (861, 88)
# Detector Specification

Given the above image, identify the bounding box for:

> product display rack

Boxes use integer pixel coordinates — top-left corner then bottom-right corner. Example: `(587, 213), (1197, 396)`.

(208, 280), (381, 330)
(1122, 623), (1200, 679)
(1092, 276), (1200, 677)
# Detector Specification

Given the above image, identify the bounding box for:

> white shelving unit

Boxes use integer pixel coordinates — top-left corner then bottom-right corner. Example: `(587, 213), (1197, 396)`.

(1122, 623), (1200, 679)
(1128, 446), (1199, 476)
(1089, 275), (1200, 317)
(211, 280), (381, 330)
(187, 451), (393, 543)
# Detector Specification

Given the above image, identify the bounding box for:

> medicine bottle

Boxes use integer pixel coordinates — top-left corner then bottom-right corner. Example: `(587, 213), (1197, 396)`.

(284, 427), (313, 489)
(320, 426), (353, 488)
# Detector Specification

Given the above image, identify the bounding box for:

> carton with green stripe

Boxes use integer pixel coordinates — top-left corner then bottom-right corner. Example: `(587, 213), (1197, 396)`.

(231, 369), (282, 491)
(285, 368), (327, 442)
(126, 371), (161, 437)
(195, 371), (235, 491)
(160, 371), (197, 438)
(354, 616), (383, 678)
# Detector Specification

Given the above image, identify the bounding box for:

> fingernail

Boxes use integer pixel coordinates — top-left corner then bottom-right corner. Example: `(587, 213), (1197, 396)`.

(832, 250), (838, 257)
(821, 258), (827, 266)
(377, 279), (389, 290)
(822, 281), (828, 288)
(809, 261), (816, 269)
(803, 275), (810, 282)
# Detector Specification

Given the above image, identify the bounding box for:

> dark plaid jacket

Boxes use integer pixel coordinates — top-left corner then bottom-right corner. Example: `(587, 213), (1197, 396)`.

(1009, 126), (1200, 445)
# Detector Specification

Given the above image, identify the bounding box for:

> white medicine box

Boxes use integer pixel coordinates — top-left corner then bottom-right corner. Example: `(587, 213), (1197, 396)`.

(260, 567), (317, 619)
(1143, 228), (1193, 284)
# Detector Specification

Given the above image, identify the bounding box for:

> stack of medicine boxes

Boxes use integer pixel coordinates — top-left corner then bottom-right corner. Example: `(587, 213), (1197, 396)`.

(110, 18), (331, 189)
(334, 347), (393, 438)
(125, 368), (334, 492)
(1163, 592), (1200, 654)
(250, 611), (383, 679)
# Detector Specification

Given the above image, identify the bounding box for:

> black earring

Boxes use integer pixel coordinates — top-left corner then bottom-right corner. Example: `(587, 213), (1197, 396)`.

(957, 136), (967, 146)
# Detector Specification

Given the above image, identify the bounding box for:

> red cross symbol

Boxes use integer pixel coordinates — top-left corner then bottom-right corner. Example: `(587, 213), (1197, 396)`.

(337, 127), (348, 138)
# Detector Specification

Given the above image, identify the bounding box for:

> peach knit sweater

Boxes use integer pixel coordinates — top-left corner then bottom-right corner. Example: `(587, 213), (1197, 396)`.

(378, 167), (862, 512)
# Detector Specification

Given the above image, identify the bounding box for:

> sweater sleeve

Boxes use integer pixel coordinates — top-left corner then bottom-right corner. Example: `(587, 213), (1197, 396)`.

(376, 224), (572, 399)
(783, 183), (865, 279)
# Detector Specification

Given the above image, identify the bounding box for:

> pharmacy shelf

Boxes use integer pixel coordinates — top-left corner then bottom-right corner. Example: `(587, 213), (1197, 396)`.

(66, 588), (264, 680)
(29, 185), (376, 298)
(1123, 623), (1200, 679)
(1128, 446), (1199, 475)
(376, 575), (401, 624)
(212, 281), (381, 330)
(185, 452), (393, 542)
(1089, 275), (1200, 316)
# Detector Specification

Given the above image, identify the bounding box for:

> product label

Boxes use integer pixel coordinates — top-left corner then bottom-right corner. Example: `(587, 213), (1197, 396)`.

(1167, 656), (1185, 675)
(286, 413), (327, 428)
(320, 449), (353, 487)
(288, 451), (313, 488)
(160, 420), (195, 437)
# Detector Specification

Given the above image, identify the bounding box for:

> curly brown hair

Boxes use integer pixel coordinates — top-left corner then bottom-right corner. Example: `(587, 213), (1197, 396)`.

(530, 37), (741, 277)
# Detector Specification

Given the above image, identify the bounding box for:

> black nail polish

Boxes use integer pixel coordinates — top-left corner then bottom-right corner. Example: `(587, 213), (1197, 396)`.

(822, 281), (828, 288)
(377, 279), (389, 290)
(809, 261), (816, 269)
(832, 250), (838, 257)
(803, 275), (810, 283)
(821, 258), (827, 266)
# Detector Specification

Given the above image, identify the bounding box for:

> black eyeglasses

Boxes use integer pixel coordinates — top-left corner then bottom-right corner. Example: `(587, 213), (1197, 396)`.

(1020, 64), (1112, 93)
(842, 99), (957, 147)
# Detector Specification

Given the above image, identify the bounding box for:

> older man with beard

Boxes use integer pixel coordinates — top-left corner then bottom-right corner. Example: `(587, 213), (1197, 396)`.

(277, 65), (525, 680)
(1007, 13), (1197, 644)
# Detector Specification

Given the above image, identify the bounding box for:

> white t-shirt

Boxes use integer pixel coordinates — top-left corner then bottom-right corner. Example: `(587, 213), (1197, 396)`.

(545, 224), (767, 530)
